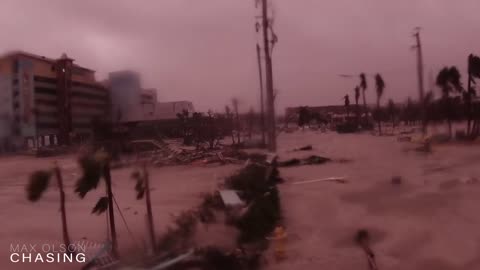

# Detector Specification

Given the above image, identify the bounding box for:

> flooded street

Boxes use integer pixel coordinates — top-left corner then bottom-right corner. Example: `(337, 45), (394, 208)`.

(272, 130), (480, 270)
(1, 130), (480, 269)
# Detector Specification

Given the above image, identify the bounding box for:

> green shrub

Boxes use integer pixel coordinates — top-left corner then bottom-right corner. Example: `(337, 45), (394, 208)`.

(236, 187), (281, 243)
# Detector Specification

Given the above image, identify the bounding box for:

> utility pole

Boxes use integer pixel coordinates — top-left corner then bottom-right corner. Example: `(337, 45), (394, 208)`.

(413, 28), (426, 134)
(261, 0), (276, 151)
(256, 44), (266, 146)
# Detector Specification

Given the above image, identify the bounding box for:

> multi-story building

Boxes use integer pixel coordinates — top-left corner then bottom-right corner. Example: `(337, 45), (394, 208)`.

(108, 71), (194, 122)
(155, 101), (195, 120)
(0, 51), (109, 148)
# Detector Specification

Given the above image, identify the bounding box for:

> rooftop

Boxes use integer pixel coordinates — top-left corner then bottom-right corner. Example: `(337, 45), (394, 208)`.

(0, 50), (95, 72)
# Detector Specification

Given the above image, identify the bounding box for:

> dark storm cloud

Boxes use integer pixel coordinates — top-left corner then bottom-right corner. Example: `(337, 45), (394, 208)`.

(1, 0), (479, 112)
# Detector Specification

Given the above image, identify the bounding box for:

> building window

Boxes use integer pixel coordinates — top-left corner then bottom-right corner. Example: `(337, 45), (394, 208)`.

(33, 76), (57, 84)
(35, 87), (57, 95)
(12, 60), (19, 73)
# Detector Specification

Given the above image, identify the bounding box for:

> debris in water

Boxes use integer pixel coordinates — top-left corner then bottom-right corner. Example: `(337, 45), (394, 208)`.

(391, 176), (403, 185)
(278, 155), (331, 167)
(355, 229), (378, 270)
(293, 145), (313, 151)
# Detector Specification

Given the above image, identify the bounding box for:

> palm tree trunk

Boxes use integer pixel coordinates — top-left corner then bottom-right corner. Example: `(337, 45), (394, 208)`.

(362, 91), (367, 121)
(376, 99), (381, 135)
(53, 165), (71, 253)
(103, 163), (118, 258)
(467, 72), (472, 136)
(355, 101), (359, 127)
(143, 164), (156, 253)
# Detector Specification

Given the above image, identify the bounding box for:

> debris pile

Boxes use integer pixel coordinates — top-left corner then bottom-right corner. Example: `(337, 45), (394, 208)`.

(278, 155), (331, 167)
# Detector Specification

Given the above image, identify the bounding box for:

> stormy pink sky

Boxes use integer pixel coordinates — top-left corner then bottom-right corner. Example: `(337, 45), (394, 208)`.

(1, 0), (479, 113)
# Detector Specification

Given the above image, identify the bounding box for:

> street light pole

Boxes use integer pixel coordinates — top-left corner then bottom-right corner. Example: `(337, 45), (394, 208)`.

(413, 28), (426, 135)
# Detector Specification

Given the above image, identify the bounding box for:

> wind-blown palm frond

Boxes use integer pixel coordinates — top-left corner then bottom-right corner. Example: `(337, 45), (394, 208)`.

(91, 197), (109, 215)
(448, 66), (463, 92)
(469, 54), (480, 79)
(75, 155), (104, 198)
(436, 67), (452, 96)
(26, 170), (51, 202)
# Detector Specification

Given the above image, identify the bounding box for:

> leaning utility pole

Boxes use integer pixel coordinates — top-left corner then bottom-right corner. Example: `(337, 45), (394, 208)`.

(256, 44), (266, 146)
(413, 28), (426, 134)
(261, 0), (276, 151)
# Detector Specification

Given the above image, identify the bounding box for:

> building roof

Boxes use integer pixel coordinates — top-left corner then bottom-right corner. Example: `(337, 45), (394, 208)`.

(0, 50), (95, 72)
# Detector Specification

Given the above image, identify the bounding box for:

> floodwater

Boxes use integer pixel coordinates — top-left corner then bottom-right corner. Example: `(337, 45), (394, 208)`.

(0, 154), (240, 270)
(2, 127), (480, 269)
(270, 129), (480, 270)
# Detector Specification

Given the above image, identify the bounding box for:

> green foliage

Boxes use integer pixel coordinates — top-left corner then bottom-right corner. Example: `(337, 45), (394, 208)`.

(469, 54), (480, 78)
(436, 66), (463, 96)
(225, 164), (270, 201)
(75, 155), (104, 198)
(26, 170), (51, 202)
(236, 187), (281, 243)
(91, 197), (109, 215)
(225, 163), (282, 244)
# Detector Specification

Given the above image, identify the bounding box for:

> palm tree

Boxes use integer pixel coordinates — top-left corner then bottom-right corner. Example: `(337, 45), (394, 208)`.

(375, 74), (385, 134)
(132, 164), (156, 253)
(466, 54), (480, 136)
(75, 150), (118, 257)
(387, 99), (396, 129)
(343, 94), (350, 118)
(26, 163), (72, 254)
(360, 73), (368, 119)
(354, 86), (361, 125)
(436, 66), (463, 138)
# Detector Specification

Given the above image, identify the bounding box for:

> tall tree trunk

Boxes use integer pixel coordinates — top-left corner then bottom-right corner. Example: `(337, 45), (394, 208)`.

(467, 72), (472, 136)
(377, 99), (381, 135)
(362, 91), (367, 121)
(103, 163), (118, 258)
(53, 165), (71, 253)
(355, 101), (360, 127)
(143, 164), (156, 253)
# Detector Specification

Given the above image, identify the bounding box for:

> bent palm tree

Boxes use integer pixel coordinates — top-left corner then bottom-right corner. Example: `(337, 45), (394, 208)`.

(26, 163), (71, 253)
(436, 66), (463, 138)
(354, 86), (361, 126)
(75, 150), (118, 257)
(375, 74), (385, 134)
(467, 54), (480, 136)
(360, 73), (368, 120)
